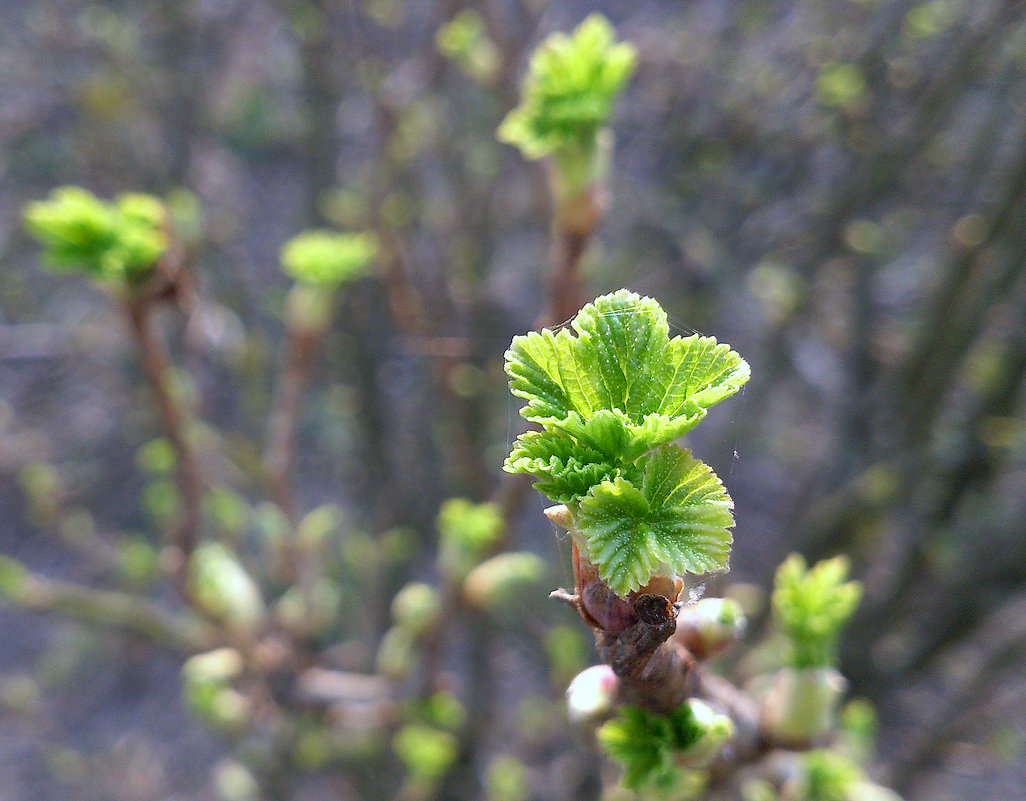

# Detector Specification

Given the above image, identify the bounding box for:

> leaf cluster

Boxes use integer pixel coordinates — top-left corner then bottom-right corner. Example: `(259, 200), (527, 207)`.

(504, 290), (749, 595)
(772, 554), (862, 669)
(279, 229), (377, 289)
(597, 703), (709, 790)
(497, 14), (636, 161)
(23, 186), (168, 284)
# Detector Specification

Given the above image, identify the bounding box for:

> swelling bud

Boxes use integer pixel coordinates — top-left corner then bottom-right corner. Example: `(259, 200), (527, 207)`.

(761, 667), (847, 745)
(566, 664), (618, 723)
(675, 597), (747, 659)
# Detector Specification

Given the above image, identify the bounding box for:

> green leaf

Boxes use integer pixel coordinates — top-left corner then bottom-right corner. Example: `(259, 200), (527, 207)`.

(503, 428), (620, 503)
(577, 445), (734, 596)
(772, 554), (862, 669)
(498, 14), (637, 160)
(506, 290), (749, 455)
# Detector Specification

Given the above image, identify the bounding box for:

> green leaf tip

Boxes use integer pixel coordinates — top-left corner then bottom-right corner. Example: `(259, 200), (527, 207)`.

(279, 229), (377, 288)
(505, 290), (748, 595)
(497, 14), (637, 161)
(772, 554), (863, 669)
(23, 186), (168, 283)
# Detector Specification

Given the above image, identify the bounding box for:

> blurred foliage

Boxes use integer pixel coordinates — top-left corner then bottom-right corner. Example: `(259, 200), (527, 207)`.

(498, 14), (635, 162)
(23, 186), (167, 284)
(279, 229), (377, 288)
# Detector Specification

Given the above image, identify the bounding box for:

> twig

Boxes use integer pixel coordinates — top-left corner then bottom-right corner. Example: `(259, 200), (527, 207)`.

(264, 326), (324, 525)
(0, 560), (216, 652)
(126, 297), (204, 592)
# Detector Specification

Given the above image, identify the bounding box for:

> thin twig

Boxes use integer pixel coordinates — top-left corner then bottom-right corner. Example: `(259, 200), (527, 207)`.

(126, 298), (204, 592)
(0, 562), (216, 652)
(264, 327), (323, 525)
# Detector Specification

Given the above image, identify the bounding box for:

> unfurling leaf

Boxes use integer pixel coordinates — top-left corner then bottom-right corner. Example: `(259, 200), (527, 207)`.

(24, 186), (168, 283)
(279, 229), (376, 288)
(505, 290), (749, 462)
(772, 554), (862, 669)
(498, 14), (636, 161)
(576, 446), (734, 596)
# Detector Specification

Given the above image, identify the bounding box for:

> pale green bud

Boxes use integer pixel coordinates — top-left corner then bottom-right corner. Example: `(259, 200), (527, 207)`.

(375, 626), (415, 681)
(761, 667), (847, 745)
(182, 648), (244, 683)
(189, 542), (265, 633)
(391, 582), (442, 637)
(676, 597), (747, 659)
(462, 552), (547, 613)
(284, 282), (337, 336)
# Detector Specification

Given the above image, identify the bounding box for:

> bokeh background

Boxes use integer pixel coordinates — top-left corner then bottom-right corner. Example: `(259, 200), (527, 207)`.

(2, 0), (1025, 799)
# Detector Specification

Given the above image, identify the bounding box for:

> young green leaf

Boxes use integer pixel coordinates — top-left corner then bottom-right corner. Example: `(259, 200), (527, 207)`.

(506, 290), (749, 457)
(498, 14), (637, 161)
(597, 705), (675, 790)
(504, 428), (621, 503)
(576, 445), (734, 595)
(772, 554), (863, 669)
(279, 229), (377, 289)
(597, 702), (712, 790)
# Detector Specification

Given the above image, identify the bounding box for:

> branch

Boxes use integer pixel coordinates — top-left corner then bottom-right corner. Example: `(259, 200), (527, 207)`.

(125, 297), (203, 591)
(264, 325), (324, 524)
(0, 557), (216, 652)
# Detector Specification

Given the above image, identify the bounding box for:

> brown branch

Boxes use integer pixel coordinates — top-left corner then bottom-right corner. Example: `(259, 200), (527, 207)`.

(0, 559), (216, 653)
(126, 296), (203, 591)
(264, 326), (324, 525)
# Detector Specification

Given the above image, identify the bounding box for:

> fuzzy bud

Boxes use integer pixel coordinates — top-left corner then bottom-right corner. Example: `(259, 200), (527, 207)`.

(284, 282), (336, 337)
(463, 552), (546, 613)
(848, 782), (904, 801)
(375, 626), (415, 681)
(189, 542), (265, 633)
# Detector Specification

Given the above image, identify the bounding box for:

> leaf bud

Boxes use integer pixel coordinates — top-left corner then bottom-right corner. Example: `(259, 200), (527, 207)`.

(375, 626), (415, 681)
(675, 597), (747, 659)
(462, 552), (547, 613)
(284, 282), (337, 337)
(673, 699), (736, 768)
(565, 664), (618, 723)
(391, 582), (442, 637)
(761, 667), (847, 746)
(275, 578), (342, 637)
(189, 542), (266, 633)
